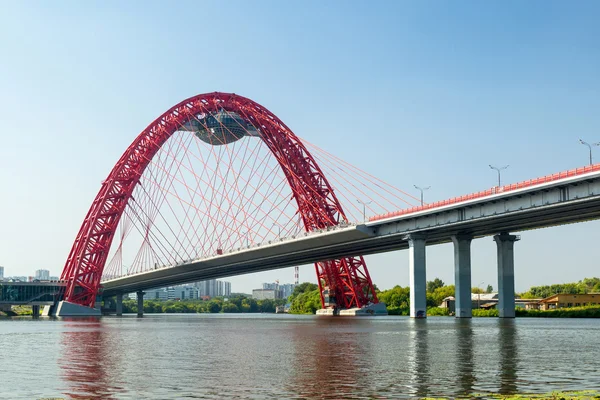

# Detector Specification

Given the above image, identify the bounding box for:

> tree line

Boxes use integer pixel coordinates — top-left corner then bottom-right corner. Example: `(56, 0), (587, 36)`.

(287, 277), (600, 315)
(114, 277), (600, 315)
(119, 295), (286, 314)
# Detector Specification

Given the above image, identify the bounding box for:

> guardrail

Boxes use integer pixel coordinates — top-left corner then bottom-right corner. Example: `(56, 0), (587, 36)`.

(370, 164), (600, 222)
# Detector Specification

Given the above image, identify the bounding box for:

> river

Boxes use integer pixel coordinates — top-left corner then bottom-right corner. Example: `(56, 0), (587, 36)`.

(1, 315), (599, 399)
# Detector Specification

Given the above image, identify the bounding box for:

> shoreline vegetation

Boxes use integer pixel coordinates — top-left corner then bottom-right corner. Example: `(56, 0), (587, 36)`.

(3, 278), (600, 318)
(423, 390), (600, 399)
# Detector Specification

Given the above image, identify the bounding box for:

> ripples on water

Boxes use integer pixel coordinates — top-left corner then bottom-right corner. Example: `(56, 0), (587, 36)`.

(1, 315), (599, 399)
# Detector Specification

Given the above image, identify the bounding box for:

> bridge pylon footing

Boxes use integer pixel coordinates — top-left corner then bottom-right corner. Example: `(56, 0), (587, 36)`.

(316, 302), (388, 316)
(47, 301), (101, 317)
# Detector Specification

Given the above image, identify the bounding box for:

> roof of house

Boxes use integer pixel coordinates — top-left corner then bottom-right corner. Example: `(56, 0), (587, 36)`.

(539, 292), (600, 303)
(443, 293), (499, 302)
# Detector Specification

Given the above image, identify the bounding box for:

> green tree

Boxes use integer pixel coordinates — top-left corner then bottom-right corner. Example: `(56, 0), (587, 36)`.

(486, 284), (493, 293)
(378, 285), (410, 314)
(291, 282), (318, 298)
(472, 287), (485, 294)
(427, 278), (445, 293)
(289, 288), (321, 314)
(221, 303), (239, 313)
(242, 298), (258, 313)
(207, 301), (221, 313)
(430, 285), (455, 306)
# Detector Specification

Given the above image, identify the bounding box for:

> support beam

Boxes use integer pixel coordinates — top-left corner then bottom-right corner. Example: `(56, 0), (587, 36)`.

(406, 234), (427, 318)
(116, 293), (123, 316)
(494, 233), (520, 318)
(137, 291), (144, 317)
(452, 234), (473, 318)
(31, 305), (40, 318)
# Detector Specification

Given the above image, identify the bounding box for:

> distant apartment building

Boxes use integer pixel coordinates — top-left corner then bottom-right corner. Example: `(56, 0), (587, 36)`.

(279, 283), (295, 299)
(252, 289), (282, 300)
(35, 269), (50, 280)
(196, 279), (231, 298)
(0, 266), (4, 281)
(129, 280), (231, 301)
(260, 282), (295, 299)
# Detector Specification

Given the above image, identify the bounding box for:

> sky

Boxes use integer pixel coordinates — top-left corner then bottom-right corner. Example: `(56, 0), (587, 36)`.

(0, 1), (599, 294)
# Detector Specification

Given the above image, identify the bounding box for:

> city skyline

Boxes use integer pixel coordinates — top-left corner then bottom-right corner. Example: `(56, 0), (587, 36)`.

(1, 2), (599, 294)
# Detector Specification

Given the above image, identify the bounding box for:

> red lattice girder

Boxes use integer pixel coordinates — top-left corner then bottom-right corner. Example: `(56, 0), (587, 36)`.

(61, 92), (378, 309)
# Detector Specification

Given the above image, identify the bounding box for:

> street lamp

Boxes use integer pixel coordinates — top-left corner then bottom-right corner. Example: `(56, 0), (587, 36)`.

(413, 185), (430, 206)
(477, 281), (484, 309)
(241, 231), (249, 247)
(579, 139), (600, 166)
(489, 164), (509, 187)
(356, 199), (372, 222)
(272, 223), (281, 237)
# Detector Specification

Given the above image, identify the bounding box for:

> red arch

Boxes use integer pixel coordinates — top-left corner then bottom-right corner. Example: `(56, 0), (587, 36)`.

(61, 92), (378, 309)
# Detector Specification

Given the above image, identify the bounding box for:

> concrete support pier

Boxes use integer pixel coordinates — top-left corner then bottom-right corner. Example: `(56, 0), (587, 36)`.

(136, 291), (144, 317)
(54, 301), (101, 317)
(116, 293), (123, 316)
(494, 233), (520, 318)
(452, 235), (473, 318)
(31, 305), (40, 318)
(407, 234), (427, 318)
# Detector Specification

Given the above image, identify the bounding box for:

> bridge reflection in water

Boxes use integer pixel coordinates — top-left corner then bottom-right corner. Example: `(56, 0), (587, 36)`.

(52, 317), (530, 398)
(59, 318), (125, 399)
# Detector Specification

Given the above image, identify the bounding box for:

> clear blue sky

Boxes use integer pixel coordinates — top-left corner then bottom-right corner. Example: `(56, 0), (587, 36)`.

(1, 1), (599, 293)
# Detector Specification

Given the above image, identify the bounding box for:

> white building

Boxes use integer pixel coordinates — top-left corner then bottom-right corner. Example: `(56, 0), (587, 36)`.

(196, 279), (231, 298)
(0, 266), (4, 281)
(35, 269), (50, 280)
(252, 288), (282, 300)
(280, 283), (295, 299)
(261, 282), (294, 299)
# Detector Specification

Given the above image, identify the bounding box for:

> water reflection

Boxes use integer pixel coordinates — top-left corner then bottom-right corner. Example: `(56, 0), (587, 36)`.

(498, 319), (518, 394)
(289, 317), (373, 399)
(59, 317), (124, 399)
(455, 319), (475, 396)
(406, 319), (429, 397)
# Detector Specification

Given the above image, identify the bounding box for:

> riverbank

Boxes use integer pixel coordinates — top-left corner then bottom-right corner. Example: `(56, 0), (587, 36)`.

(0, 305), (32, 317)
(422, 390), (600, 399)
(470, 305), (600, 318)
(437, 390), (600, 399)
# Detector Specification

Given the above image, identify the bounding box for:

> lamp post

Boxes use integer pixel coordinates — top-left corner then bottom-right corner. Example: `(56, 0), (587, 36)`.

(272, 223), (281, 237)
(489, 165), (509, 187)
(356, 199), (372, 222)
(477, 281), (484, 309)
(241, 231), (249, 247)
(579, 139), (600, 166)
(413, 185), (430, 206)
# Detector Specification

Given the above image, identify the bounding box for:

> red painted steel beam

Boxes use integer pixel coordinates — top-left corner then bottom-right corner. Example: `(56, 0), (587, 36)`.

(61, 92), (378, 309)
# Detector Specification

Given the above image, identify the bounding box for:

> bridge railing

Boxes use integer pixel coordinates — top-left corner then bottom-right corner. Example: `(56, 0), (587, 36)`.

(369, 164), (600, 222)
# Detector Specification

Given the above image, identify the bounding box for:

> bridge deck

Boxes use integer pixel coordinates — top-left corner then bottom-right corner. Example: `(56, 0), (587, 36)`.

(370, 163), (600, 222)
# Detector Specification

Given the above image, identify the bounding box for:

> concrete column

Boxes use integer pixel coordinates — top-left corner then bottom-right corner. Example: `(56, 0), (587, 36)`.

(31, 305), (40, 318)
(452, 235), (473, 318)
(407, 234), (427, 318)
(494, 233), (520, 318)
(136, 291), (144, 317)
(116, 293), (123, 316)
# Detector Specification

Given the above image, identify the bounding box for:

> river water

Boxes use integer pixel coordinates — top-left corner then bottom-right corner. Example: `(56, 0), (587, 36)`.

(1, 315), (599, 399)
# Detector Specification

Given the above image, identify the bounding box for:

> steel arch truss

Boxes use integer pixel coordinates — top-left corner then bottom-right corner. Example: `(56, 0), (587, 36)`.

(61, 92), (378, 309)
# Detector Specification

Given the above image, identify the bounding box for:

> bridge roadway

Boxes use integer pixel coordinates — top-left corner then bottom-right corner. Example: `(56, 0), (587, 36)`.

(101, 165), (600, 311)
